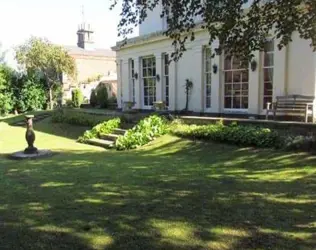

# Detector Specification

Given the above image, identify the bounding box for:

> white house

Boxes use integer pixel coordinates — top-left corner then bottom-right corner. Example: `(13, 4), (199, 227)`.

(111, 3), (316, 118)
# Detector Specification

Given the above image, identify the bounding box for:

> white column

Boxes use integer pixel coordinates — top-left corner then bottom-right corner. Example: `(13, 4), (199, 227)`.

(248, 51), (261, 115)
(121, 59), (130, 105)
(134, 56), (141, 109)
(168, 58), (176, 111)
(191, 45), (203, 112)
(273, 41), (287, 99)
(211, 40), (220, 113)
(116, 59), (122, 109)
(155, 53), (163, 101)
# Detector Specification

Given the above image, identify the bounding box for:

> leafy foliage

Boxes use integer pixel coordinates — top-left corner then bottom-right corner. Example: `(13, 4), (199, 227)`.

(0, 65), (14, 115)
(71, 88), (84, 108)
(11, 73), (47, 112)
(171, 120), (280, 148)
(15, 36), (76, 109)
(115, 115), (167, 150)
(96, 84), (108, 108)
(78, 118), (121, 142)
(51, 109), (113, 127)
(90, 89), (98, 107)
(112, 0), (316, 61)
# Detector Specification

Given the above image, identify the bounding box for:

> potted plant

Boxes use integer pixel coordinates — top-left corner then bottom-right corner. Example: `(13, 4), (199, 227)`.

(153, 101), (166, 111)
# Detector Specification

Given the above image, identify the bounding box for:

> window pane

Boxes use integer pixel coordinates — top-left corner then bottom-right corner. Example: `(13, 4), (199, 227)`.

(233, 72), (241, 83)
(224, 56), (231, 70)
(241, 97), (248, 109)
(206, 85), (211, 95)
(225, 97), (232, 108)
(143, 68), (147, 77)
(225, 72), (232, 83)
(241, 71), (249, 82)
(143, 59), (147, 67)
(225, 84), (232, 95)
(206, 73), (211, 85)
(233, 97), (241, 108)
(153, 67), (156, 76)
(206, 97), (211, 108)
(232, 56), (240, 69)
(264, 68), (273, 82)
(148, 68), (152, 76)
(242, 83), (248, 90)
(264, 53), (274, 67)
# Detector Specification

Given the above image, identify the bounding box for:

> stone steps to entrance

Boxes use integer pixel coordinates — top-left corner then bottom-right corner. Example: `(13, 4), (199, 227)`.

(86, 128), (128, 149)
(113, 128), (127, 135)
(86, 138), (115, 149)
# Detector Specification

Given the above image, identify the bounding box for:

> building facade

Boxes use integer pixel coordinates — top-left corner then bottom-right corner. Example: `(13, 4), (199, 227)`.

(62, 21), (117, 101)
(112, 3), (316, 117)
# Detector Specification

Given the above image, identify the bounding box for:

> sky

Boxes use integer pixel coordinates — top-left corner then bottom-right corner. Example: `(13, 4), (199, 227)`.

(0, 0), (138, 66)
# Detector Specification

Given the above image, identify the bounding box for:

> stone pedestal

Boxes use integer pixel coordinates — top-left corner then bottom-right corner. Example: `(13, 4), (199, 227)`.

(24, 115), (38, 154)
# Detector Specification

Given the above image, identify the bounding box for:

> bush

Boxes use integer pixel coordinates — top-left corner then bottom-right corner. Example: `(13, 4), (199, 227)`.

(115, 115), (167, 150)
(96, 84), (108, 108)
(90, 89), (98, 107)
(170, 120), (280, 148)
(78, 117), (121, 142)
(0, 93), (13, 116)
(51, 109), (113, 127)
(65, 99), (73, 108)
(282, 135), (316, 152)
(71, 88), (84, 108)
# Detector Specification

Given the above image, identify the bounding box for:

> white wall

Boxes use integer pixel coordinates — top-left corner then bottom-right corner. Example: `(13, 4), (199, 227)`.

(287, 32), (315, 96)
(116, 30), (316, 115)
(139, 2), (163, 36)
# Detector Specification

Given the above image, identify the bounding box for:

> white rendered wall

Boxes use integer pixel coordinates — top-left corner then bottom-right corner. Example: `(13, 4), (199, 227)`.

(139, 3), (163, 36)
(116, 30), (316, 115)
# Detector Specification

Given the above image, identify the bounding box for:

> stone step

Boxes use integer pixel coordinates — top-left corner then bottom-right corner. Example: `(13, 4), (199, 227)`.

(113, 128), (127, 135)
(99, 133), (120, 142)
(86, 138), (114, 149)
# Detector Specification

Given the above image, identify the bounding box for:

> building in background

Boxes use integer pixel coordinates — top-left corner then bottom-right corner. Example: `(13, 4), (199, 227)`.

(112, 2), (316, 119)
(62, 18), (117, 102)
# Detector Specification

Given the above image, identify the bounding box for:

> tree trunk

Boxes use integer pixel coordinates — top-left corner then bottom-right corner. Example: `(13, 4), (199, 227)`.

(49, 87), (53, 110)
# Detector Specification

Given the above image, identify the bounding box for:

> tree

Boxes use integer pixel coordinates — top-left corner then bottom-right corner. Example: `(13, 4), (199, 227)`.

(0, 65), (14, 115)
(15, 37), (77, 109)
(111, 0), (316, 61)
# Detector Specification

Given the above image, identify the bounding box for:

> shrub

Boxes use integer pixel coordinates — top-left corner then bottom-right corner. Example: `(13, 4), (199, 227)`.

(65, 99), (73, 107)
(170, 121), (280, 148)
(96, 84), (108, 108)
(0, 93), (13, 115)
(115, 115), (167, 150)
(282, 135), (316, 152)
(90, 89), (98, 107)
(51, 109), (112, 127)
(71, 88), (84, 108)
(78, 117), (121, 142)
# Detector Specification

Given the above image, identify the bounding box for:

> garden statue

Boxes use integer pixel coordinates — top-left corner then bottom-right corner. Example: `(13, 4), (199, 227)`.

(24, 115), (38, 154)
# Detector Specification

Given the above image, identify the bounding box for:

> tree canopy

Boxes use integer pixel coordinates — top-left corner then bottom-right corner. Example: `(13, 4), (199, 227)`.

(15, 37), (77, 109)
(111, 0), (316, 61)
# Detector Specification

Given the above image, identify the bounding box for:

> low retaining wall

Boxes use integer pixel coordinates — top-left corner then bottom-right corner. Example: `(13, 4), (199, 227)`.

(180, 116), (316, 136)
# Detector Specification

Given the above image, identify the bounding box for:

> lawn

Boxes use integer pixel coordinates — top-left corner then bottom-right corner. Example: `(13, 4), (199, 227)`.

(0, 118), (315, 249)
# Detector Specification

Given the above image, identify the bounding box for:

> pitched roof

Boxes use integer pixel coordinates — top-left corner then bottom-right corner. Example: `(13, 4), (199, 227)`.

(64, 45), (116, 57)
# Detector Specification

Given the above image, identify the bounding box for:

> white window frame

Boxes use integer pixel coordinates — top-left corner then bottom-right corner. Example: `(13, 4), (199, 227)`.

(141, 56), (156, 108)
(223, 54), (249, 111)
(262, 40), (274, 110)
(163, 53), (169, 108)
(204, 46), (212, 109)
(129, 59), (136, 105)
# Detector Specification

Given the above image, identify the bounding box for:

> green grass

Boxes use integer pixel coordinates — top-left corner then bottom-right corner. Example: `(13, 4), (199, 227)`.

(0, 118), (315, 249)
(0, 110), (51, 125)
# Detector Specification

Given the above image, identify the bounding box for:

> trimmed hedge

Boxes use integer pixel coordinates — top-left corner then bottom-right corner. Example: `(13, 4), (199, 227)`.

(51, 109), (113, 127)
(170, 120), (280, 148)
(115, 115), (167, 150)
(78, 117), (121, 142)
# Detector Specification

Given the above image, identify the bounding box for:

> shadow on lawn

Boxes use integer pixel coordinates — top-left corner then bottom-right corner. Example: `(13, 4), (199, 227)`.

(0, 139), (315, 249)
